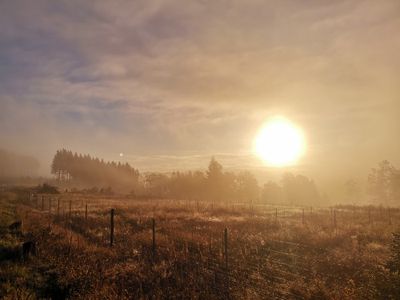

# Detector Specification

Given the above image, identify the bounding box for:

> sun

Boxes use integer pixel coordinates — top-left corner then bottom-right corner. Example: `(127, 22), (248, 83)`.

(253, 117), (305, 167)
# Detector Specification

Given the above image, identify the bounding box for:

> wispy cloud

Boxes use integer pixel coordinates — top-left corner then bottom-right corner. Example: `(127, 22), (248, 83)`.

(0, 0), (399, 176)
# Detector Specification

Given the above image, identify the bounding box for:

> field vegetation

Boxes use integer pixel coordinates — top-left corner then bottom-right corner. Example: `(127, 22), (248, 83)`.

(1, 187), (400, 299)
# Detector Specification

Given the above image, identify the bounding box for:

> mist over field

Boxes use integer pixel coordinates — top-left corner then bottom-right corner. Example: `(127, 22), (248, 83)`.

(1, 1), (400, 299)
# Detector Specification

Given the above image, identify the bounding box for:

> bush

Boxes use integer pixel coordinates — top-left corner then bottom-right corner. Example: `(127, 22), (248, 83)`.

(34, 184), (59, 194)
(388, 232), (400, 273)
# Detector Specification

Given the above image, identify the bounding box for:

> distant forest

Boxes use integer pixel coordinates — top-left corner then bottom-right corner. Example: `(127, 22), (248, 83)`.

(0, 148), (39, 178)
(51, 149), (140, 190)
(51, 149), (321, 205)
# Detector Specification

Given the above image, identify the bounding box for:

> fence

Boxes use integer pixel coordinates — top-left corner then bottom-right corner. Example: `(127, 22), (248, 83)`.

(23, 193), (399, 299)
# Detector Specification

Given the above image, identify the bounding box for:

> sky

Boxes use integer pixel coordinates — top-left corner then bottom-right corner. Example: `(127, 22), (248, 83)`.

(0, 0), (399, 184)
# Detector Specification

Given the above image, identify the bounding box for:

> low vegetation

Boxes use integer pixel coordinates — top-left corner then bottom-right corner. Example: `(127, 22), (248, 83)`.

(1, 187), (400, 299)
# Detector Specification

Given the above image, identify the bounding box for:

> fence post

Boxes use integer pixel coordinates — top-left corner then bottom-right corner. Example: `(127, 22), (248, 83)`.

(368, 207), (371, 224)
(110, 208), (115, 246)
(69, 200), (72, 218)
(224, 228), (228, 270)
(333, 209), (337, 229)
(152, 218), (156, 255)
(209, 232), (212, 254)
(85, 204), (88, 220)
(57, 198), (60, 216)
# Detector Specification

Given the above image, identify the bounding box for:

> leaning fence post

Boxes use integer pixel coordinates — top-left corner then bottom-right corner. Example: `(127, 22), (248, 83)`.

(110, 208), (115, 246)
(152, 218), (156, 255)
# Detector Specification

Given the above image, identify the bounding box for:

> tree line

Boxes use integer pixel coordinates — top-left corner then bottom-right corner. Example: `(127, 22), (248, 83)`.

(143, 158), (320, 205)
(51, 150), (321, 205)
(51, 149), (140, 190)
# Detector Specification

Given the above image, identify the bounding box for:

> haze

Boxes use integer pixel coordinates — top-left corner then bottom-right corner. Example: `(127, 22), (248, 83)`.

(1, 1), (399, 194)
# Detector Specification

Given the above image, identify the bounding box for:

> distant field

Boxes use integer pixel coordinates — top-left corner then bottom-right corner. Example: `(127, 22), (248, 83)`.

(1, 189), (400, 299)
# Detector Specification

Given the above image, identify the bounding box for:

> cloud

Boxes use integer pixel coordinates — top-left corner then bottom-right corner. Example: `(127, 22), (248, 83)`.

(0, 0), (399, 176)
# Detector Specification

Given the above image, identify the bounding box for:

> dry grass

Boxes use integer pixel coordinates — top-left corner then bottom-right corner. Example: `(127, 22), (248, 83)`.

(1, 190), (400, 299)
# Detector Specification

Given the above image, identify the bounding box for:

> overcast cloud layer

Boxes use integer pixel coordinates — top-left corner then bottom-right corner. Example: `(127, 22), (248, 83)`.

(0, 0), (399, 180)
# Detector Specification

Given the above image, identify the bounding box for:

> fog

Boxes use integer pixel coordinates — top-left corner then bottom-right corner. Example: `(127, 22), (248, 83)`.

(1, 1), (399, 205)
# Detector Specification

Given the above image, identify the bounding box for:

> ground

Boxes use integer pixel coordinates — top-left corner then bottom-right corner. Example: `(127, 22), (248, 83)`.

(1, 187), (400, 299)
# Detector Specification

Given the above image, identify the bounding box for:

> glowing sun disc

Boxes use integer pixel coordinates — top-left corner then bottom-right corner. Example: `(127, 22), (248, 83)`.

(253, 117), (305, 167)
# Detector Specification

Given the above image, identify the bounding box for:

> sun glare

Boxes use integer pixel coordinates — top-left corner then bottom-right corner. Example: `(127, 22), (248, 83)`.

(253, 117), (305, 167)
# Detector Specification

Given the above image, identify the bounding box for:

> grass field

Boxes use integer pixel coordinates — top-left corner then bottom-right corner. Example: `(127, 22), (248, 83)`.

(1, 187), (400, 299)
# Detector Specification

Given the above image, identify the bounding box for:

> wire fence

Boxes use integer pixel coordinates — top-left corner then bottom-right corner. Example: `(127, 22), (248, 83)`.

(20, 193), (399, 299)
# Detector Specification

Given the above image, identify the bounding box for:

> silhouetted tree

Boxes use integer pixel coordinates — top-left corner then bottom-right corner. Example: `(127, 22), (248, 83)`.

(236, 171), (259, 203)
(368, 160), (398, 205)
(206, 157), (225, 202)
(261, 181), (283, 204)
(281, 173), (320, 205)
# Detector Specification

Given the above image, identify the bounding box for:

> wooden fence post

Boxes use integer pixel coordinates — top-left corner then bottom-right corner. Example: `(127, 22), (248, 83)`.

(368, 208), (371, 224)
(57, 198), (60, 216)
(224, 228), (228, 271)
(110, 208), (115, 246)
(69, 200), (72, 218)
(333, 209), (337, 230)
(152, 218), (156, 255)
(209, 232), (212, 254)
(85, 204), (88, 220)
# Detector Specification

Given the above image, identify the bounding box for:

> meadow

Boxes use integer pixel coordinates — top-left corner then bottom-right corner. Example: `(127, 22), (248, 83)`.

(1, 188), (400, 299)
